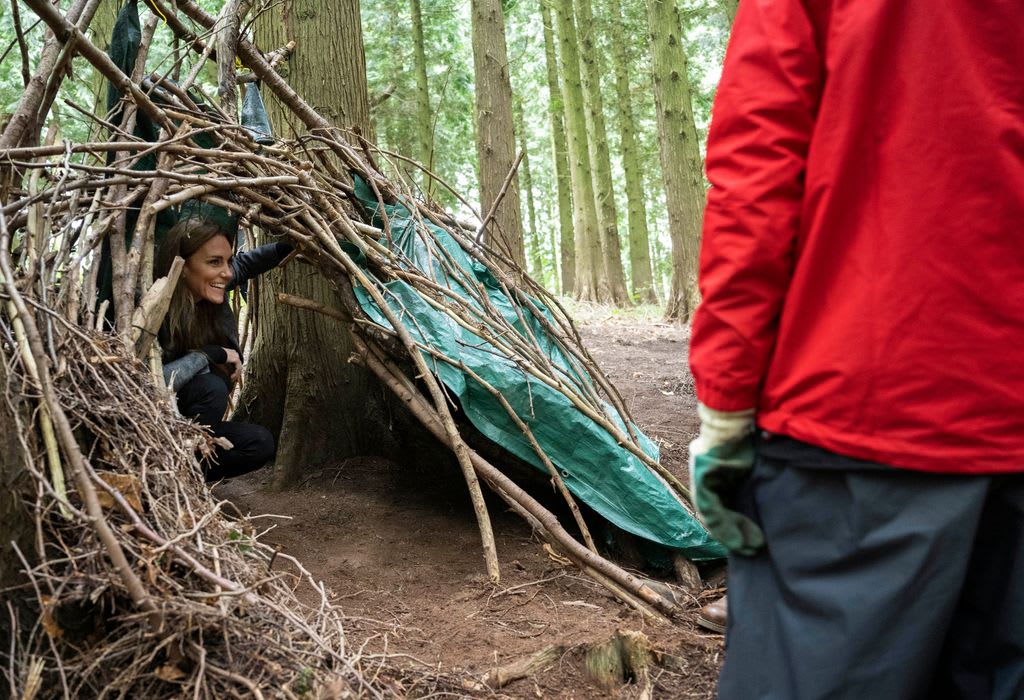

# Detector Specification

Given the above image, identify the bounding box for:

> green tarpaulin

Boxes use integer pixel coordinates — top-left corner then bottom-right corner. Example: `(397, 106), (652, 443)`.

(351, 178), (725, 562)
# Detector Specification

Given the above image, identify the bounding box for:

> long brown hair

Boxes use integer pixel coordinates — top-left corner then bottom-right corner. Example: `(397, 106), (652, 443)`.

(156, 219), (234, 354)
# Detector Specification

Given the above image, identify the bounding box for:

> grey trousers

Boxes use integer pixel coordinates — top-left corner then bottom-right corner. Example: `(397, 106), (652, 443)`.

(718, 438), (1024, 700)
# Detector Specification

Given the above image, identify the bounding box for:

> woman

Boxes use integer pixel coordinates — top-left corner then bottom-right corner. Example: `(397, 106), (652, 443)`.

(155, 212), (292, 481)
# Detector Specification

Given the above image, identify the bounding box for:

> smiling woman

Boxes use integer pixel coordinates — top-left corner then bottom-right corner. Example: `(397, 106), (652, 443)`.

(183, 234), (234, 305)
(155, 211), (293, 481)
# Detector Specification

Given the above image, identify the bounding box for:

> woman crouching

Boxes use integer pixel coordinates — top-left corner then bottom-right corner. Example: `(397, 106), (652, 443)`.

(155, 214), (291, 481)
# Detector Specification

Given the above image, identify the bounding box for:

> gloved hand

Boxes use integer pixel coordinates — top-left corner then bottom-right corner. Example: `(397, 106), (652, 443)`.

(688, 403), (764, 556)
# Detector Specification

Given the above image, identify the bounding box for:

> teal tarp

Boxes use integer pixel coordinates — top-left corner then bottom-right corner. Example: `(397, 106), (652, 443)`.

(351, 178), (725, 562)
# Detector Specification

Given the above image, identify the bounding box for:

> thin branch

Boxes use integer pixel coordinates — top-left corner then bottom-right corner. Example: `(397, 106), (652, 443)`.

(9, 0), (32, 88)
(476, 150), (524, 244)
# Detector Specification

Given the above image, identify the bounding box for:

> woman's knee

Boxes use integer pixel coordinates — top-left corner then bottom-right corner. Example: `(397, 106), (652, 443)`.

(205, 422), (275, 481)
(250, 425), (276, 465)
(177, 373), (230, 424)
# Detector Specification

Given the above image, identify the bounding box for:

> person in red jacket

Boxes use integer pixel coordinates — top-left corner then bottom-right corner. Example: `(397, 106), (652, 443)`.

(687, 0), (1024, 696)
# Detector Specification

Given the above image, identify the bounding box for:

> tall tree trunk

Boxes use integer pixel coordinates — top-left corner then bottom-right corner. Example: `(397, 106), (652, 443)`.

(553, 0), (604, 302)
(573, 0), (630, 305)
(381, 1), (412, 159)
(88, 0), (120, 133)
(543, 188), (562, 293)
(410, 0), (434, 198)
(243, 0), (408, 483)
(471, 0), (526, 267)
(515, 106), (544, 284)
(645, 0), (704, 323)
(607, 0), (657, 304)
(540, 0), (574, 295)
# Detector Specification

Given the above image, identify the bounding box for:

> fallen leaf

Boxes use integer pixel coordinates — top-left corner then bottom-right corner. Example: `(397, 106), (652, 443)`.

(40, 596), (63, 639)
(154, 664), (187, 682)
(543, 544), (572, 566)
(96, 472), (143, 512)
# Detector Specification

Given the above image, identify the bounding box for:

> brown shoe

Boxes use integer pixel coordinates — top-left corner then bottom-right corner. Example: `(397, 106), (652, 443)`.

(696, 594), (727, 634)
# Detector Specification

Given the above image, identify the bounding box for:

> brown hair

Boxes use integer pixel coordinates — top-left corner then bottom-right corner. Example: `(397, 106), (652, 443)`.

(156, 219), (234, 355)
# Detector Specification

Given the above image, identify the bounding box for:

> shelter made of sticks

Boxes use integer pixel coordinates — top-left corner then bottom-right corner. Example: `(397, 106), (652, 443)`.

(0, 0), (721, 695)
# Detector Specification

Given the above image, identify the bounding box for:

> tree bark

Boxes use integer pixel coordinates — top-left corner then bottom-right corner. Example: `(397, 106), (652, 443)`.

(88, 0), (120, 125)
(243, 0), (407, 482)
(607, 0), (657, 304)
(540, 0), (575, 295)
(410, 0), (434, 198)
(553, 0), (605, 302)
(515, 105), (544, 284)
(573, 0), (630, 306)
(380, 1), (412, 158)
(471, 0), (526, 267)
(645, 0), (704, 323)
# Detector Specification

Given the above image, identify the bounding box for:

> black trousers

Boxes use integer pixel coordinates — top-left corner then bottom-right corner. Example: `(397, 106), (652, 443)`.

(718, 438), (1024, 700)
(176, 373), (275, 481)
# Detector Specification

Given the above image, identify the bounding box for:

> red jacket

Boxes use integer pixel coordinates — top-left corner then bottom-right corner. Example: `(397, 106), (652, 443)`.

(689, 0), (1024, 473)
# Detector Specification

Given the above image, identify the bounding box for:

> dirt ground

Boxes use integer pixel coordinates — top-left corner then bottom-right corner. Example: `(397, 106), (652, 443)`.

(218, 307), (725, 698)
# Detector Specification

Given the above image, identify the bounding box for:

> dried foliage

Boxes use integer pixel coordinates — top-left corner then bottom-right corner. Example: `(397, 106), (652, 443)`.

(0, 316), (466, 698)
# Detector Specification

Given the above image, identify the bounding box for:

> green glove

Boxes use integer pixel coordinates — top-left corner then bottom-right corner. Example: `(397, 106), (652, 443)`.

(688, 403), (764, 556)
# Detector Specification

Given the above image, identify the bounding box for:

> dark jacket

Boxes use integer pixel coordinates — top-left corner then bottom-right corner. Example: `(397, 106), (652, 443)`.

(162, 242), (291, 391)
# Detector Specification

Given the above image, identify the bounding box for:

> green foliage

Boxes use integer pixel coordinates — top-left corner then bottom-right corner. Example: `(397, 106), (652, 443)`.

(362, 0), (478, 210)
(0, 4), (94, 144)
(227, 529), (254, 553)
(293, 666), (315, 695)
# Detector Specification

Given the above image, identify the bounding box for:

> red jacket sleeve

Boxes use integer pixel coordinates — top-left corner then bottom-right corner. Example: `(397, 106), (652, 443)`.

(689, 0), (826, 412)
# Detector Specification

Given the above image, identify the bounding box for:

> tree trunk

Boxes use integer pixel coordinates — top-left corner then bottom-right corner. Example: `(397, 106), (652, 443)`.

(553, 0), (605, 302)
(515, 106), (544, 285)
(540, 0), (575, 296)
(650, 227), (668, 300)
(410, 0), (434, 198)
(471, 0), (526, 267)
(573, 0), (630, 306)
(645, 0), (704, 323)
(243, 0), (408, 483)
(380, 1), (412, 158)
(88, 0), (120, 129)
(607, 0), (657, 304)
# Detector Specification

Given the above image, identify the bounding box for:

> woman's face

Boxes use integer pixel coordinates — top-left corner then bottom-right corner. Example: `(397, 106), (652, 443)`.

(182, 234), (233, 304)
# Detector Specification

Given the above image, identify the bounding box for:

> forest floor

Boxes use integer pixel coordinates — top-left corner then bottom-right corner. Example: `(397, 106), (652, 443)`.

(218, 303), (725, 699)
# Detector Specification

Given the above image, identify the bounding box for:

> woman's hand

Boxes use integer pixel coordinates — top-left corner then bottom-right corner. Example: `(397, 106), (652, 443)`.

(219, 348), (242, 382)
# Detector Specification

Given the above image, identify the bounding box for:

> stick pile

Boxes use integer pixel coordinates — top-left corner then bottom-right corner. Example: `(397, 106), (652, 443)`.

(1, 0), (697, 695)
(0, 296), (463, 698)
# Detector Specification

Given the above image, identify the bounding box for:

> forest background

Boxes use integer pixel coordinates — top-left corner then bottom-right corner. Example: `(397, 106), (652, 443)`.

(0, 0), (736, 322)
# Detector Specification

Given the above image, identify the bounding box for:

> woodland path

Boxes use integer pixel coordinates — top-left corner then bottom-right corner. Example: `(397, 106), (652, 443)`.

(218, 307), (724, 699)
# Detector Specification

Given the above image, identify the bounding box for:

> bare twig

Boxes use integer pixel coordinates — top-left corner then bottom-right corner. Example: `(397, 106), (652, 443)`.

(476, 149), (524, 244)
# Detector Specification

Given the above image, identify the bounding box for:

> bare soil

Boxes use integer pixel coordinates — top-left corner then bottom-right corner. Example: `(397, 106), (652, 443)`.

(218, 311), (724, 698)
